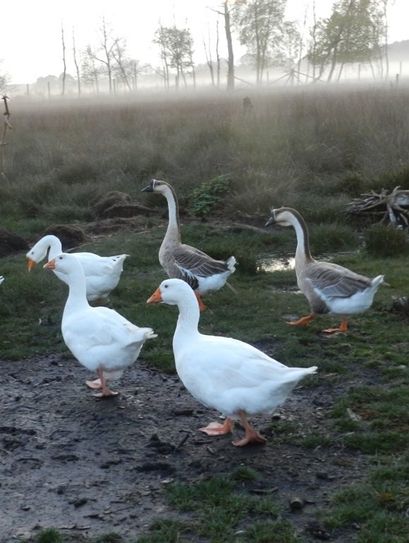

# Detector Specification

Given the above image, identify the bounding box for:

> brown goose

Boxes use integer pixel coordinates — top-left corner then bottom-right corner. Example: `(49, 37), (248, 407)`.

(265, 207), (384, 333)
(141, 179), (236, 310)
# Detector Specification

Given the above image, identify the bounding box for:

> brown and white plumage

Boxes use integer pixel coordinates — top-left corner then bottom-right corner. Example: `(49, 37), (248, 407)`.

(265, 207), (384, 333)
(141, 179), (236, 309)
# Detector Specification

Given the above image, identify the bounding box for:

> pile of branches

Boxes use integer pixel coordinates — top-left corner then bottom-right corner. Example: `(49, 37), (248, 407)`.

(347, 186), (409, 228)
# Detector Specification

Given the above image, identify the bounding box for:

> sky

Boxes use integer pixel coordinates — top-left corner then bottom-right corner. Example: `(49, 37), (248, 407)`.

(1, 0), (408, 84)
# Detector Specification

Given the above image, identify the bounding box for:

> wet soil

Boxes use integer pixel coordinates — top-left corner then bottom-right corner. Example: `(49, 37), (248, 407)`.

(0, 353), (369, 542)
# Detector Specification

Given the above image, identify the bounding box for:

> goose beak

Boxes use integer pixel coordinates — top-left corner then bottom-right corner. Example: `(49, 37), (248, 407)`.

(27, 258), (36, 271)
(146, 287), (162, 304)
(141, 183), (153, 192)
(43, 259), (56, 270)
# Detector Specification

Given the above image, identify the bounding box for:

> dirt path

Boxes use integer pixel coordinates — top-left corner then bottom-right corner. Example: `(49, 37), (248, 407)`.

(1, 354), (368, 542)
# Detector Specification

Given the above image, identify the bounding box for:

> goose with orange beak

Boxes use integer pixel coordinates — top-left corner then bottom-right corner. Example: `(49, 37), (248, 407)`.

(44, 253), (156, 397)
(265, 207), (384, 334)
(147, 278), (317, 447)
(27, 234), (128, 302)
(141, 179), (236, 311)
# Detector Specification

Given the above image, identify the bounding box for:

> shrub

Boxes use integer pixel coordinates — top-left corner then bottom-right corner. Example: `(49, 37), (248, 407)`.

(189, 174), (231, 218)
(364, 224), (409, 257)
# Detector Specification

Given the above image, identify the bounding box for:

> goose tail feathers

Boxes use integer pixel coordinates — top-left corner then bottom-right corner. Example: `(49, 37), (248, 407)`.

(371, 275), (384, 290)
(226, 256), (237, 273)
(140, 327), (158, 340)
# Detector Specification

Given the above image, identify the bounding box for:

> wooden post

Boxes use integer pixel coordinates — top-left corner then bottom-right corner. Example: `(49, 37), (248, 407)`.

(0, 95), (12, 178)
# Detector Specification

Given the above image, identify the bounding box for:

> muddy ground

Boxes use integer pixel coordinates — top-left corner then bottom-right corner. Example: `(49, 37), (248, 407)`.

(0, 351), (369, 542)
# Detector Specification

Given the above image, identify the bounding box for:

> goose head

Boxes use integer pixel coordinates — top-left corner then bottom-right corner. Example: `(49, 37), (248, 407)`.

(147, 278), (194, 306)
(26, 235), (61, 271)
(141, 179), (171, 194)
(43, 252), (81, 276)
(265, 207), (301, 228)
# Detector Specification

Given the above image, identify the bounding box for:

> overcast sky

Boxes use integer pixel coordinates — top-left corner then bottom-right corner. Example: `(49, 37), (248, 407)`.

(1, 0), (408, 84)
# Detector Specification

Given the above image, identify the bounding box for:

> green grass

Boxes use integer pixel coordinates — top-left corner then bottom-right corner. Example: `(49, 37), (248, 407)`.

(3, 89), (409, 542)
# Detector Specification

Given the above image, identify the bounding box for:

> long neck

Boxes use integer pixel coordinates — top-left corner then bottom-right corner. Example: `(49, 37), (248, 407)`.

(173, 294), (201, 349)
(46, 236), (63, 260)
(290, 211), (313, 263)
(162, 186), (181, 244)
(62, 264), (89, 317)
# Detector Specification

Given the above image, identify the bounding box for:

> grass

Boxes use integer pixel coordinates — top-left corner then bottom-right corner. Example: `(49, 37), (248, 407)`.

(2, 87), (409, 542)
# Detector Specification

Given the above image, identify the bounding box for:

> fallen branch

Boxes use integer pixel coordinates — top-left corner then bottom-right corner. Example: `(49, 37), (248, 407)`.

(347, 186), (409, 228)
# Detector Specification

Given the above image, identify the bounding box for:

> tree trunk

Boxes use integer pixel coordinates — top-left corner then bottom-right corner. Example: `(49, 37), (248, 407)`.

(224, 1), (235, 91)
(72, 29), (81, 96)
(61, 25), (67, 96)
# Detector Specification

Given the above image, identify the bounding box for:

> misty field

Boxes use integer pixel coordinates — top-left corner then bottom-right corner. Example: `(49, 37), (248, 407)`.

(1, 85), (409, 543)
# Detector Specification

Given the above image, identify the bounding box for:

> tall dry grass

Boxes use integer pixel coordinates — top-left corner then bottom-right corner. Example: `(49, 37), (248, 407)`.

(2, 84), (409, 234)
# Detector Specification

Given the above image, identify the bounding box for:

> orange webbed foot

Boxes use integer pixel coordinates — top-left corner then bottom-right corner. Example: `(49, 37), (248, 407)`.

(287, 314), (315, 327)
(199, 418), (234, 436)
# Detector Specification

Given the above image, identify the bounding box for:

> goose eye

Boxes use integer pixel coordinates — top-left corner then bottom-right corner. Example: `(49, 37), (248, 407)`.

(164, 284), (168, 288)
(58, 256), (63, 260)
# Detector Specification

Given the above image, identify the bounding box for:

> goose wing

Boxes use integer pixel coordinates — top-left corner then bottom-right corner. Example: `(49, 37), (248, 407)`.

(172, 244), (229, 288)
(307, 262), (372, 299)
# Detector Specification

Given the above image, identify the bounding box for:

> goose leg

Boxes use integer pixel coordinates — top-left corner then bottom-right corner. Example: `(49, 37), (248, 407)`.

(199, 417), (234, 436)
(92, 368), (119, 398)
(195, 291), (207, 312)
(287, 313), (315, 327)
(233, 411), (266, 447)
(322, 318), (349, 334)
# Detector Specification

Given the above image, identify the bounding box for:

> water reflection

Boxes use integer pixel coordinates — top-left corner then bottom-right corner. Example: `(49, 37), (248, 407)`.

(258, 256), (295, 273)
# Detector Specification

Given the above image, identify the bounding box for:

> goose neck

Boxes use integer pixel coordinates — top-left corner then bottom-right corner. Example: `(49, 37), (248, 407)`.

(163, 186), (181, 243)
(63, 266), (89, 315)
(291, 213), (312, 262)
(43, 235), (63, 260)
(174, 295), (201, 342)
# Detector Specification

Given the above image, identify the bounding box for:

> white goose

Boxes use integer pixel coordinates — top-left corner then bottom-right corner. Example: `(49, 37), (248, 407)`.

(0, 276), (4, 285)
(27, 234), (128, 302)
(266, 207), (384, 333)
(44, 253), (157, 397)
(147, 278), (317, 447)
(141, 179), (236, 310)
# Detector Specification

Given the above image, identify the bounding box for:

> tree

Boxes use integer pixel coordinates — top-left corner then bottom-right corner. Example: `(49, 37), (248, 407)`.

(87, 18), (117, 93)
(153, 26), (195, 89)
(72, 28), (81, 96)
(81, 46), (101, 93)
(234, 0), (287, 85)
(307, 0), (386, 82)
(61, 24), (67, 95)
(0, 61), (7, 93)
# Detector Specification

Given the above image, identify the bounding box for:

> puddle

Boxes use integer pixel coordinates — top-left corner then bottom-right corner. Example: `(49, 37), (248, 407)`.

(258, 256), (295, 273)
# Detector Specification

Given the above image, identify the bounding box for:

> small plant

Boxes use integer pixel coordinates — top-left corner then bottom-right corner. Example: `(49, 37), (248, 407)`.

(364, 224), (409, 257)
(189, 174), (231, 218)
(35, 529), (63, 543)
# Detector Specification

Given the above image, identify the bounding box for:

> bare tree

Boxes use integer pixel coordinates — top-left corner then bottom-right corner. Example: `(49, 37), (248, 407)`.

(61, 24), (67, 95)
(204, 31), (215, 86)
(0, 61), (7, 93)
(209, 1), (235, 90)
(87, 18), (116, 93)
(224, 1), (235, 90)
(154, 25), (171, 88)
(72, 28), (81, 96)
(112, 38), (132, 91)
(81, 46), (101, 93)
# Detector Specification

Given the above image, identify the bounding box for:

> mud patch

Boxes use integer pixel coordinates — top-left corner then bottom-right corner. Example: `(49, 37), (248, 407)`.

(0, 354), (368, 542)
